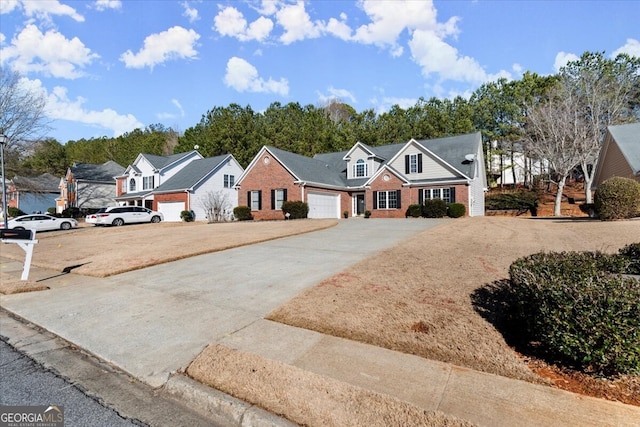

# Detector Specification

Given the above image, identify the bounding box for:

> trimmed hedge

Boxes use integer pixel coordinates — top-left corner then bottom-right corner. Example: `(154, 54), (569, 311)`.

(422, 199), (447, 218)
(180, 210), (194, 222)
(448, 203), (466, 218)
(620, 243), (640, 275)
(406, 204), (422, 218)
(594, 176), (640, 220)
(508, 250), (640, 375)
(282, 201), (308, 219)
(233, 206), (253, 221)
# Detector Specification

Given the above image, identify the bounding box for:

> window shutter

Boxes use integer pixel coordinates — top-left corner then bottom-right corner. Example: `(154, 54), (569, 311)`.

(396, 190), (402, 209)
(373, 191), (378, 209)
(258, 190), (262, 210)
(418, 189), (424, 205)
(283, 188), (287, 201)
(247, 191), (251, 207)
(405, 155), (410, 174)
(271, 189), (275, 210)
(417, 153), (423, 173)
(450, 187), (456, 203)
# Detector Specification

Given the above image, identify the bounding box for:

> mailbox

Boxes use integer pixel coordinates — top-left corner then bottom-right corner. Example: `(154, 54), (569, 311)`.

(0, 229), (34, 241)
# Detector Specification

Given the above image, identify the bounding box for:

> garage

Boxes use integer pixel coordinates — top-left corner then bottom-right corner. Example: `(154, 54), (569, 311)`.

(307, 192), (340, 218)
(157, 201), (185, 222)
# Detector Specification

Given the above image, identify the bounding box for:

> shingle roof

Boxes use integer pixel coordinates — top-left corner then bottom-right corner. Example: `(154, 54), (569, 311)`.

(12, 173), (60, 191)
(153, 155), (230, 192)
(415, 132), (481, 179)
(143, 151), (196, 170)
(267, 146), (348, 187)
(71, 161), (125, 181)
(608, 122), (640, 174)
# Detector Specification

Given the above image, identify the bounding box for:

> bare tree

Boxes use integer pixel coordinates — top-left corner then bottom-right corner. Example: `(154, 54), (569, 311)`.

(199, 190), (231, 223)
(0, 67), (50, 152)
(524, 86), (588, 216)
(560, 53), (640, 203)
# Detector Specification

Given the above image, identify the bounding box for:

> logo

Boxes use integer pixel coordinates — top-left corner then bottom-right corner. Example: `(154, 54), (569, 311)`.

(1, 405), (64, 427)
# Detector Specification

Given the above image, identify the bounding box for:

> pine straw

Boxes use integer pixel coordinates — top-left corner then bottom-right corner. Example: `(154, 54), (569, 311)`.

(267, 217), (640, 383)
(187, 344), (475, 427)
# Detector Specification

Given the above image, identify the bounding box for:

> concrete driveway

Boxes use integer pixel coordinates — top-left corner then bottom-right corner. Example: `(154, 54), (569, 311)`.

(1, 219), (444, 388)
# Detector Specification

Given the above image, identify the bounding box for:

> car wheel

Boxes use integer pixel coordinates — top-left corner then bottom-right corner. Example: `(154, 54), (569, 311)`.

(12, 226), (25, 230)
(112, 218), (124, 226)
(150, 215), (161, 223)
(60, 222), (71, 230)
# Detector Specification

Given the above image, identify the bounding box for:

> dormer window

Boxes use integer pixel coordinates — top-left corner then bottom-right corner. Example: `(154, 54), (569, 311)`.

(129, 178), (136, 192)
(353, 159), (368, 178)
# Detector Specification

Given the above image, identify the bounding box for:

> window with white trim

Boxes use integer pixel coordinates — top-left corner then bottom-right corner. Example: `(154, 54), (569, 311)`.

(377, 190), (398, 209)
(143, 176), (154, 190)
(353, 159), (368, 178)
(129, 178), (136, 192)
(120, 180), (127, 193)
(409, 154), (418, 173)
(274, 189), (286, 209)
(224, 174), (235, 188)
(422, 188), (451, 203)
(250, 190), (261, 210)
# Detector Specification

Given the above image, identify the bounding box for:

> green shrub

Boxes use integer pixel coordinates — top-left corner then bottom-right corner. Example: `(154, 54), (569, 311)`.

(422, 199), (447, 218)
(405, 204), (422, 218)
(448, 203), (466, 218)
(364, 210), (371, 218)
(7, 207), (26, 218)
(233, 206), (253, 221)
(594, 177), (640, 221)
(508, 250), (640, 375)
(180, 210), (194, 222)
(61, 207), (81, 218)
(620, 243), (640, 275)
(282, 201), (308, 219)
(47, 207), (56, 215)
(485, 190), (538, 214)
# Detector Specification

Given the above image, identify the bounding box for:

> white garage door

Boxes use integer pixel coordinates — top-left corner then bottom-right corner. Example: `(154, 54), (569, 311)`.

(157, 201), (185, 222)
(307, 192), (340, 219)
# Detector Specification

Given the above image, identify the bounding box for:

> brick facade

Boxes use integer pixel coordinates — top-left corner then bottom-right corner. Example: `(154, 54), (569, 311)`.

(154, 192), (188, 211)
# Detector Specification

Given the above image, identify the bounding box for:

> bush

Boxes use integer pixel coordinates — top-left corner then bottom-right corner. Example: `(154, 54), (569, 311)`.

(485, 190), (538, 214)
(47, 207), (56, 215)
(7, 207), (26, 218)
(594, 177), (640, 220)
(233, 206), (253, 221)
(180, 210), (194, 222)
(364, 210), (371, 218)
(405, 204), (422, 218)
(282, 201), (308, 219)
(620, 243), (640, 275)
(508, 250), (640, 375)
(61, 207), (81, 218)
(422, 199), (447, 218)
(448, 203), (466, 218)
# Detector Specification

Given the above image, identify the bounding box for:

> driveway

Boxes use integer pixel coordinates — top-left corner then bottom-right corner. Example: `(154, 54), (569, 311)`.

(0, 219), (445, 387)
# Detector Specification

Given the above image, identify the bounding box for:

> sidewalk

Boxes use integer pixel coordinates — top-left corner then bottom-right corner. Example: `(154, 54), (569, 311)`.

(2, 219), (639, 426)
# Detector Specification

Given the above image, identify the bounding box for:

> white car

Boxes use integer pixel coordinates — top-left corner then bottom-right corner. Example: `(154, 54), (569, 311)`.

(85, 206), (163, 226)
(7, 214), (78, 232)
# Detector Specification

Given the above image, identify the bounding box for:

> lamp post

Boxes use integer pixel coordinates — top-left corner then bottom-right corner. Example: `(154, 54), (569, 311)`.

(0, 133), (7, 229)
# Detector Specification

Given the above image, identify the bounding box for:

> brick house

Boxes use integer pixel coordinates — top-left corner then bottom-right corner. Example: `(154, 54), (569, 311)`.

(236, 132), (487, 220)
(57, 161), (125, 213)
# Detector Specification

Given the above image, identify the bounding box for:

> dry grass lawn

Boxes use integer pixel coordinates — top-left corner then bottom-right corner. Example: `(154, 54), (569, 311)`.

(267, 217), (640, 391)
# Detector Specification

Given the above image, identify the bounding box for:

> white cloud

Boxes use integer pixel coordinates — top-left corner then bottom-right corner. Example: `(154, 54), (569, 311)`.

(20, 0), (84, 22)
(157, 99), (186, 120)
(223, 57), (288, 96)
(120, 26), (200, 69)
(553, 51), (580, 72)
(325, 16), (352, 41)
(317, 86), (357, 105)
(612, 38), (640, 58)
(213, 6), (273, 42)
(0, 0), (20, 14)
(0, 24), (99, 79)
(181, 1), (199, 23)
(18, 78), (142, 137)
(276, 1), (322, 44)
(94, 0), (122, 11)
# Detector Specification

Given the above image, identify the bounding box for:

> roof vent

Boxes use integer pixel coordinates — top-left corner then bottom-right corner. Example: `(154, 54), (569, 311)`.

(464, 154), (475, 162)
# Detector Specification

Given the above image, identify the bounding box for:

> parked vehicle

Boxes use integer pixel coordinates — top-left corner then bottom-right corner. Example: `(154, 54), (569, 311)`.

(5, 214), (78, 232)
(85, 206), (163, 226)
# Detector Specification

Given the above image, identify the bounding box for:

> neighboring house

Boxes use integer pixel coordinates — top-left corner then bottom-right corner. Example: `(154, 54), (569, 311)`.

(593, 122), (640, 188)
(57, 161), (125, 213)
(8, 173), (59, 213)
(489, 141), (548, 187)
(236, 132), (487, 220)
(115, 151), (243, 222)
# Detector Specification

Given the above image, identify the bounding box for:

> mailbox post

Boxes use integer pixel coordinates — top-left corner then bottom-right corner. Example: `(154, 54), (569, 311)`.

(1, 229), (39, 280)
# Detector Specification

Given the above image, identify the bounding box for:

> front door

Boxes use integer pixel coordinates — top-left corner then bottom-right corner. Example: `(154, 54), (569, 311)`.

(356, 194), (365, 215)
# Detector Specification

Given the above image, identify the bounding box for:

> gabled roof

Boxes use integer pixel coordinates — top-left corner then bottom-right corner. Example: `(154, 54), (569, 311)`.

(143, 150), (201, 170)
(413, 133), (481, 179)
(70, 161), (125, 182)
(12, 173), (60, 192)
(153, 155), (234, 193)
(265, 146), (348, 187)
(608, 122), (640, 174)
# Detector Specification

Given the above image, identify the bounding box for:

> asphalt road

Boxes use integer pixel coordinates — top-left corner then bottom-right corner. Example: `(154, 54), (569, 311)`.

(0, 339), (140, 427)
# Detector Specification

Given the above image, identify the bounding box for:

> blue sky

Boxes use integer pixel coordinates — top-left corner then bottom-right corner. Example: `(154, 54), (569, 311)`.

(1, 0), (639, 143)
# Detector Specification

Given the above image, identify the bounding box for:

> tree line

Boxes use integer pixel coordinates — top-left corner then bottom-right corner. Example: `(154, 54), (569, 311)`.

(2, 52), (639, 216)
